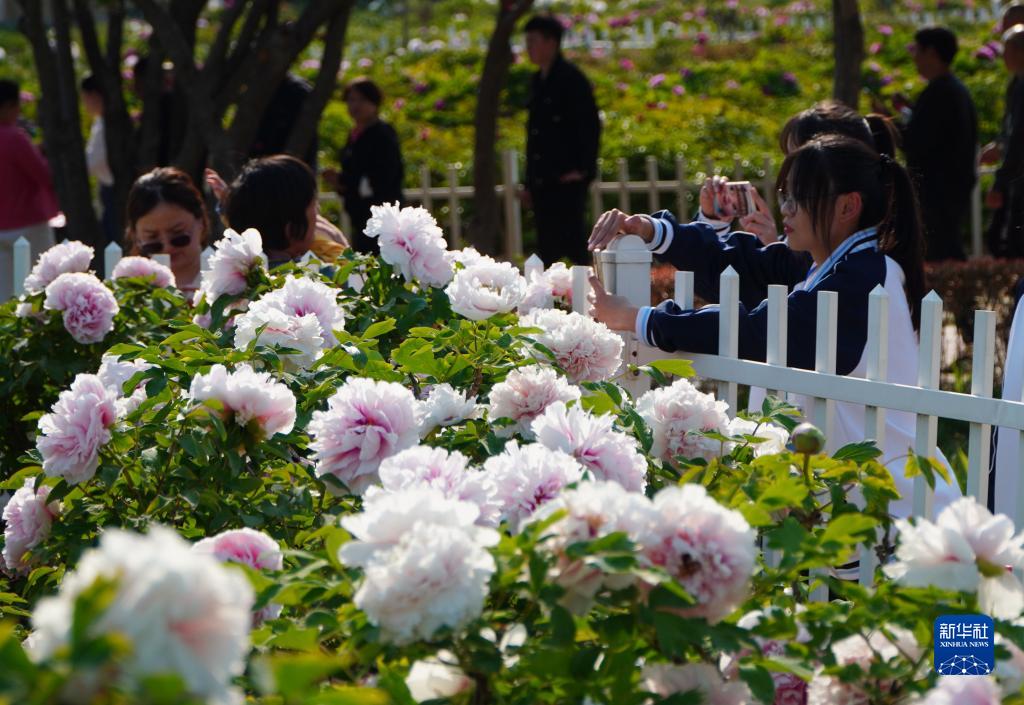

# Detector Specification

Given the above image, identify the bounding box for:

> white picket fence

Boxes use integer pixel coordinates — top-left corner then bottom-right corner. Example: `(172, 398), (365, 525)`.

(323, 150), (992, 262)
(548, 235), (1024, 590)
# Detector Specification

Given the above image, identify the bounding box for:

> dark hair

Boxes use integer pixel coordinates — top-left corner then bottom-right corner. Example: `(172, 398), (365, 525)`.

(0, 79), (19, 107)
(125, 167), (209, 252)
(1003, 2), (1024, 30)
(80, 74), (102, 96)
(778, 100), (898, 158)
(914, 26), (958, 65)
(342, 78), (382, 107)
(776, 134), (926, 330)
(524, 15), (564, 43)
(225, 155), (316, 252)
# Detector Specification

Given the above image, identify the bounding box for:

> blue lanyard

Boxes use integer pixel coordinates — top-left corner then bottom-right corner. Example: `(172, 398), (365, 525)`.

(798, 226), (879, 292)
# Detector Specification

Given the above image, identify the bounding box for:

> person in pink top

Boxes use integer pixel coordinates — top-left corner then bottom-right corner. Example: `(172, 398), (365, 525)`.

(0, 80), (59, 301)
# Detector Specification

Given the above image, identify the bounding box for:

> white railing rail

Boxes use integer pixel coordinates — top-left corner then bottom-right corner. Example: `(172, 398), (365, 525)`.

(569, 235), (1024, 589)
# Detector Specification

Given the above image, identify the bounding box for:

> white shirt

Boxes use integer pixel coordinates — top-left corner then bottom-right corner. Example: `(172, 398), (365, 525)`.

(86, 117), (113, 187)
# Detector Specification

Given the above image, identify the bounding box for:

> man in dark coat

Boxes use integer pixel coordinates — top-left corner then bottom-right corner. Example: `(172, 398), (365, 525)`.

(523, 15), (601, 266)
(984, 24), (1024, 257)
(901, 27), (977, 261)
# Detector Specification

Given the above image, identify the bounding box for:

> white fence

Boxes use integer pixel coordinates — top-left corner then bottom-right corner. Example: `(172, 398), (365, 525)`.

(325, 149), (992, 262)
(554, 235), (1024, 589)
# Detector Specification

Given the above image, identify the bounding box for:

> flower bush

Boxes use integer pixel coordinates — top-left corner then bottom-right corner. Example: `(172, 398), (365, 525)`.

(2, 210), (1024, 704)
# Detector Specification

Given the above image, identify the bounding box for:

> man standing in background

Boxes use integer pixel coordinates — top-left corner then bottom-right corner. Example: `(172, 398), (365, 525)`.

(523, 15), (601, 266)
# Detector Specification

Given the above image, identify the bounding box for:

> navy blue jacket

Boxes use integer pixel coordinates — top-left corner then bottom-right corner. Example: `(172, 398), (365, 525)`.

(641, 210), (887, 376)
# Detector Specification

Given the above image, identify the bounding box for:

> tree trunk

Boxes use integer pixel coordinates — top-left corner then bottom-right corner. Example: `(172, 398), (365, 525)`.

(832, 0), (864, 108)
(469, 0), (534, 256)
(16, 0), (101, 252)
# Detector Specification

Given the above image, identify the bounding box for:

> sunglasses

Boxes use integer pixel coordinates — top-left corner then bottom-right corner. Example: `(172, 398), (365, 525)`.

(139, 233), (192, 255)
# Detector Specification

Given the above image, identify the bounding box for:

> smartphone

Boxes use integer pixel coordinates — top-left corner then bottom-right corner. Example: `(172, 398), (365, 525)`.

(726, 181), (755, 217)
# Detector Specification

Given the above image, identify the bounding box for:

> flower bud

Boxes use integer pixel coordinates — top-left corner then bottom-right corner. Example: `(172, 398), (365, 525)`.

(790, 423), (825, 455)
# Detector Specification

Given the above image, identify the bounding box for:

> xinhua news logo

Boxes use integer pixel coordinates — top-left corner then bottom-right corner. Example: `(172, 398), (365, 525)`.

(933, 615), (994, 676)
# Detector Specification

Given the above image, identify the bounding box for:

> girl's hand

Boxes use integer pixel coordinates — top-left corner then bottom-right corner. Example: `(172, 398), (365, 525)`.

(204, 168), (228, 206)
(739, 186), (780, 245)
(588, 274), (639, 331)
(588, 208), (654, 251)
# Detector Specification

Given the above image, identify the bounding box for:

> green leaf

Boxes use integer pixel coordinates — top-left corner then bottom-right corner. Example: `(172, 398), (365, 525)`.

(739, 663), (777, 705)
(820, 514), (877, 546)
(647, 359), (696, 379)
(550, 605), (576, 646)
(832, 440), (882, 463)
(256, 653), (343, 699)
(757, 476), (809, 509)
(268, 626), (321, 651)
(362, 318), (397, 339)
(904, 453), (952, 489)
(306, 688), (393, 705)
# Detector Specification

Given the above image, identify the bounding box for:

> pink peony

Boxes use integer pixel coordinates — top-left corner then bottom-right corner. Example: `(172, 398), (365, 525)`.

(188, 363), (296, 438)
(532, 401), (648, 492)
(364, 202), (453, 287)
(918, 678), (1001, 705)
(199, 228), (266, 302)
(111, 256), (176, 288)
(233, 305), (324, 370)
(807, 627), (920, 705)
(722, 610), (810, 705)
(487, 366), (581, 438)
(639, 484), (756, 623)
(636, 378), (730, 462)
(530, 481), (654, 612)
(37, 373), (119, 485)
(642, 663), (752, 705)
(884, 497), (1024, 619)
(519, 308), (623, 383)
(193, 528), (283, 624)
(23, 241), (93, 294)
(377, 445), (499, 526)
(251, 275), (344, 345)
(2, 479), (60, 574)
(445, 259), (527, 320)
(483, 441), (584, 531)
(43, 272), (120, 344)
(308, 377), (420, 495)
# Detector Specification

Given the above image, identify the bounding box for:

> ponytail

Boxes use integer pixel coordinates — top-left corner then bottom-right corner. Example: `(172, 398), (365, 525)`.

(876, 154), (926, 331)
(865, 113), (900, 160)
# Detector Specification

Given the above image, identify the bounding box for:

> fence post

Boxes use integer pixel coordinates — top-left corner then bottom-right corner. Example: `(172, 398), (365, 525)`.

(590, 175), (603, 224)
(717, 267), (739, 413)
(201, 246), (214, 271)
(104, 242), (123, 279)
(859, 284), (889, 586)
(12, 236), (31, 297)
(447, 165), (462, 249)
(502, 150), (523, 261)
(523, 253), (544, 280)
(766, 284), (788, 399)
(675, 155), (687, 216)
(966, 310), (995, 501)
(605, 235), (653, 398)
(420, 164), (433, 212)
(971, 177), (983, 259)
(646, 155), (660, 213)
(673, 270), (694, 310)
(913, 291), (944, 519)
(571, 265), (590, 315)
(733, 156), (743, 180)
(813, 290), (838, 451)
(617, 158), (630, 212)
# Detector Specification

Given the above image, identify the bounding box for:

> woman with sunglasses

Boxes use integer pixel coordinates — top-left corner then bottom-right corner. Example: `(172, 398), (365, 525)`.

(125, 167), (207, 293)
(587, 134), (956, 519)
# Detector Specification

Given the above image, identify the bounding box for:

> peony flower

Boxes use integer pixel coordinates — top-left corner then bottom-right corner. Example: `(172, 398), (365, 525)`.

(529, 481), (654, 612)
(639, 484), (756, 623)
(193, 528), (283, 624)
(308, 377), (419, 495)
(917, 677), (1001, 705)
(339, 488), (499, 644)
(445, 259), (526, 320)
(27, 526), (252, 705)
(417, 383), (479, 435)
(188, 363), (296, 438)
(2, 479), (60, 574)
(532, 401), (647, 492)
(636, 378), (730, 463)
(97, 354), (153, 417)
(519, 308), (623, 383)
(807, 627), (921, 705)
(364, 202), (453, 287)
(487, 366), (581, 439)
(725, 417), (790, 457)
(233, 305), (324, 370)
(883, 497), (1024, 619)
(483, 441), (584, 531)
(37, 374), (120, 485)
(721, 610), (810, 705)
(517, 273), (554, 314)
(377, 446), (500, 526)
(23, 240), (93, 294)
(641, 663), (752, 705)
(446, 246), (490, 270)
(405, 651), (473, 702)
(248, 275), (344, 346)
(199, 228), (266, 302)
(996, 631), (1024, 692)
(111, 256), (176, 288)
(43, 272), (120, 344)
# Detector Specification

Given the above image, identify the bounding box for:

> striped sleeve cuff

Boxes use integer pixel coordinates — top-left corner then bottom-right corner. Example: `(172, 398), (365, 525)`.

(695, 209), (731, 238)
(643, 216), (673, 255)
(635, 306), (655, 346)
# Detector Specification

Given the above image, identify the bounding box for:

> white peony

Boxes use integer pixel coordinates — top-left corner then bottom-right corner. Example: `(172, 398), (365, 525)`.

(641, 663), (752, 705)
(445, 259), (527, 320)
(417, 383), (479, 435)
(532, 401), (648, 492)
(365, 202), (453, 287)
(807, 627), (921, 705)
(916, 677), (1001, 705)
(519, 308), (623, 383)
(487, 366), (581, 439)
(233, 305), (324, 370)
(23, 240), (94, 294)
(188, 363), (297, 438)
(27, 526), (253, 705)
(405, 651), (473, 702)
(483, 441), (584, 531)
(724, 417), (790, 457)
(97, 354), (153, 417)
(636, 378), (731, 463)
(250, 275), (344, 346)
(199, 228), (267, 302)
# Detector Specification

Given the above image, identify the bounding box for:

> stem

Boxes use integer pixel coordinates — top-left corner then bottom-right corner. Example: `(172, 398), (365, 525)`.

(802, 453), (813, 488)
